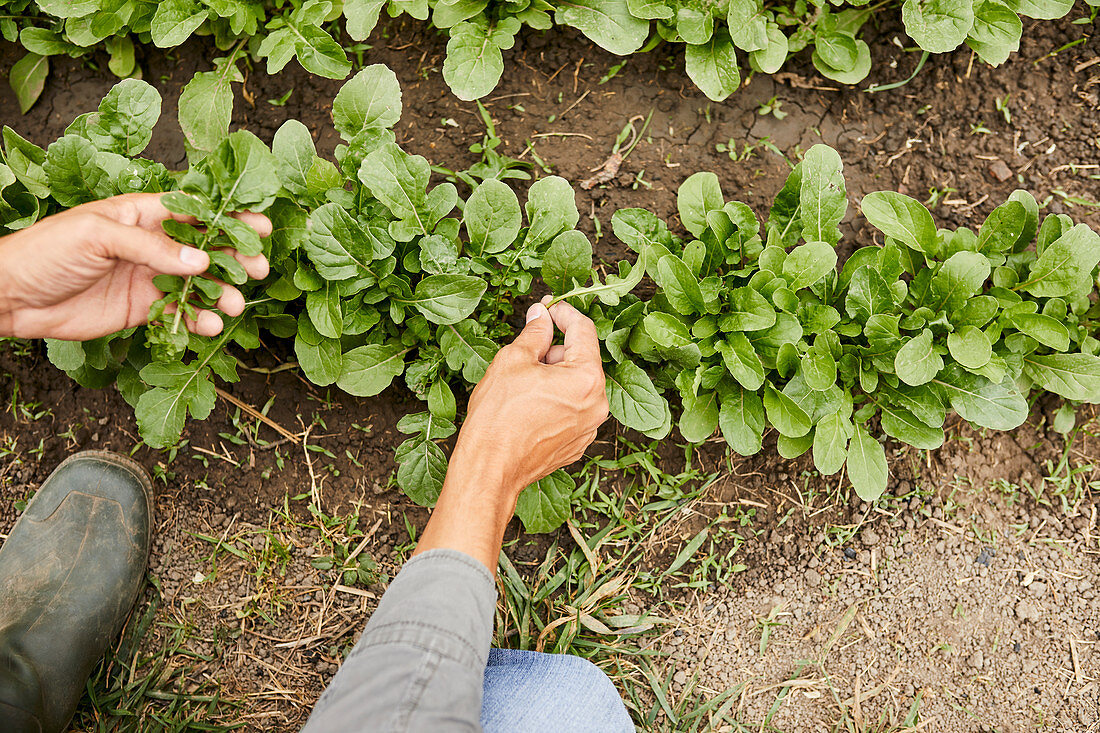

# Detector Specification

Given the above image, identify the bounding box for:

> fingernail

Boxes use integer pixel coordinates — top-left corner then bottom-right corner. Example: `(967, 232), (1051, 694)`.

(526, 304), (544, 323)
(179, 247), (207, 269)
(540, 294), (553, 306)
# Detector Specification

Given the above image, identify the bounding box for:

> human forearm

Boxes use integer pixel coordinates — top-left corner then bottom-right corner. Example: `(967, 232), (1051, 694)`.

(0, 254), (18, 337)
(412, 443), (520, 573)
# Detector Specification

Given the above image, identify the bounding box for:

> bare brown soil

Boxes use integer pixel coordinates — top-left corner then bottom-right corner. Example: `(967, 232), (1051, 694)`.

(0, 8), (1098, 731)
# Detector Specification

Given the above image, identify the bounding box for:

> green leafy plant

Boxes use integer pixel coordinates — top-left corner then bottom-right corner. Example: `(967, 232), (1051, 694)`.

(575, 144), (1100, 500)
(1, 65), (637, 532)
(4, 0), (1096, 110)
(4, 67), (1100, 534)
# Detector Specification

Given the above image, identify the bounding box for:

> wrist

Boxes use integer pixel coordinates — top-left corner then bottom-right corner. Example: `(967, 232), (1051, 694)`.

(0, 277), (16, 338)
(447, 437), (525, 502)
(0, 241), (23, 338)
(412, 454), (519, 574)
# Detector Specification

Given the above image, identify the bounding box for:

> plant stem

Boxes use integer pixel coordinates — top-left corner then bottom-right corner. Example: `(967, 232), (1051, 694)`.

(169, 150), (247, 335)
(866, 51), (929, 94)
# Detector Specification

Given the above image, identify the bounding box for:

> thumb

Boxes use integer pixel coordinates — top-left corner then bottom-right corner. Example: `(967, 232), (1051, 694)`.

(509, 303), (554, 361)
(94, 219), (209, 275)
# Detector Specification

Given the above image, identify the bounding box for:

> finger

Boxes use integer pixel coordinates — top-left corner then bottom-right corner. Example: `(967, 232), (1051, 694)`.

(86, 193), (201, 230)
(507, 303), (555, 361)
(205, 277), (246, 317)
(547, 300), (601, 365)
(92, 218), (209, 275)
(184, 308), (225, 337)
(544, 345), (566, 365)
(234, 211), (273, 238)
(88, 194), (274, 241)
(214, 247), (270, 280)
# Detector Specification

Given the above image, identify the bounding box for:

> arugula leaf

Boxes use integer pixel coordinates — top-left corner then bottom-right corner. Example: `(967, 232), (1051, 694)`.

(679, 391), (719, 442)
(718, 333), (765, 390)
(763, 384), (810, 438)
(397, 275), (488, 325)
(749, 24), (790, 74)
(606, 360), (670, 435)
(678, 172), (724, 239)
(258, 1), (351, 79)
(861, 191), (937, 253)
(718, 386), (765, 455)
(1002, 0), (1073, 19)
(783, 241), (837, 290)
(934, 364), (1027, 430)
(846, 425), (887, 501)
(465, 178), (522, 255)
(947, 325), (992, 369)
(1010, 312), (1070, 351)
(295, 327), (342, 387)
(10, 52), (48, 114)
(151, 0), (209, 47)
(685, 31), (741, 102)
(966, 1), (1022, 66)
(720, 288), (776, 331)
(551, 250), (648, 307)
(879, 402), (944, 449)
(395, 413), (453, 506)
(440, 320), (498, 382)
(895, 329), (943, 386)
(306, 203), (376, 279)
(929, 251), (989, 311)
(902, 0), (975, 53)
(345, 0), (388, 39)
(656, 254), (707, 314)
(542, 230), (593, 295)
(812, 412), (851, 475)
(442, 18), (520, 101)
(86, 79), (161, 157)
(135, 331), (238, 448)
(524, 175), (580, 249)
(178, 56), (243, 160)
(337, 344), (408, 396)
(44, 135), (105, 207)
(332, 64), (402, 139)
(799, 145), (847, 247)
(727, 0), (768, 51)
(360, 143), (431, 239)
(1018, 224), (1100, 298)
(1022, 354), (1100, 402)
(516, 469), (574, 532)
(555, 0), (650, 55)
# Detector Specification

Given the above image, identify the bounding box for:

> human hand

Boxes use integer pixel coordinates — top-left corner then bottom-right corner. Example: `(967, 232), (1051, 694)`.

(450, 296), (610, 499)
(0, 193), (270, 341)
(414, 297), (609, 569)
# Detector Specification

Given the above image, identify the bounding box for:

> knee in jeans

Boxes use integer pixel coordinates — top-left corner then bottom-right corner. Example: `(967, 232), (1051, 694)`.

(556, 656), (619, 697)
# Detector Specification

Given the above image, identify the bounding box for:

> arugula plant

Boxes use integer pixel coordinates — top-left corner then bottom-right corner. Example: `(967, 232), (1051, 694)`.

(5, 0), (1095, 109)
(577, 143), (1100, 500)
(6, 67), (1100, 533)
(2, 65), (614, 533)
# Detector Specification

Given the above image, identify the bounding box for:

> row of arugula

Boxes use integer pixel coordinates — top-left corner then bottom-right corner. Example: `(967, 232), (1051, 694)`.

(4, 0), (1098, 116)
(3, 67), (1100, 533)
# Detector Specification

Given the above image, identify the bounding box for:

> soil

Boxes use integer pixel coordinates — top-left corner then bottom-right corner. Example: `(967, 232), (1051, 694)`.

(0, 6), (1098, 731)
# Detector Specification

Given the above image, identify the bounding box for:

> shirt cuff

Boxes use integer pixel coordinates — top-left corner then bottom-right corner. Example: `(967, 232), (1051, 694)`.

(349, 548), (498, 670)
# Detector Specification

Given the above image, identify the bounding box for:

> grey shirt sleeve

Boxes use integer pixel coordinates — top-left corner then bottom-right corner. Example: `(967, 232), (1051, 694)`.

(301, 549), (497, 733)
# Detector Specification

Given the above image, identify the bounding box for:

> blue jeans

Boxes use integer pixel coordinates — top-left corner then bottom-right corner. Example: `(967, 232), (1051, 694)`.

(480, 649), (634, 732)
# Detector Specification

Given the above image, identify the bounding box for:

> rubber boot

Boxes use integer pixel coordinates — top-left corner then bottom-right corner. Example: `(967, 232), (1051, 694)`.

(0, 450), (153, 733)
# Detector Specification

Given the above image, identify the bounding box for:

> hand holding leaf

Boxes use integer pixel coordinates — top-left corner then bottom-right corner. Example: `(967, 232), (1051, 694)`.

(0, 192), (269, 341)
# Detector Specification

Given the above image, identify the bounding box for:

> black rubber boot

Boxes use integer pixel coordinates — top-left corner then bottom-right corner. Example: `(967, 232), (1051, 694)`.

(0, 450), (153, 733)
